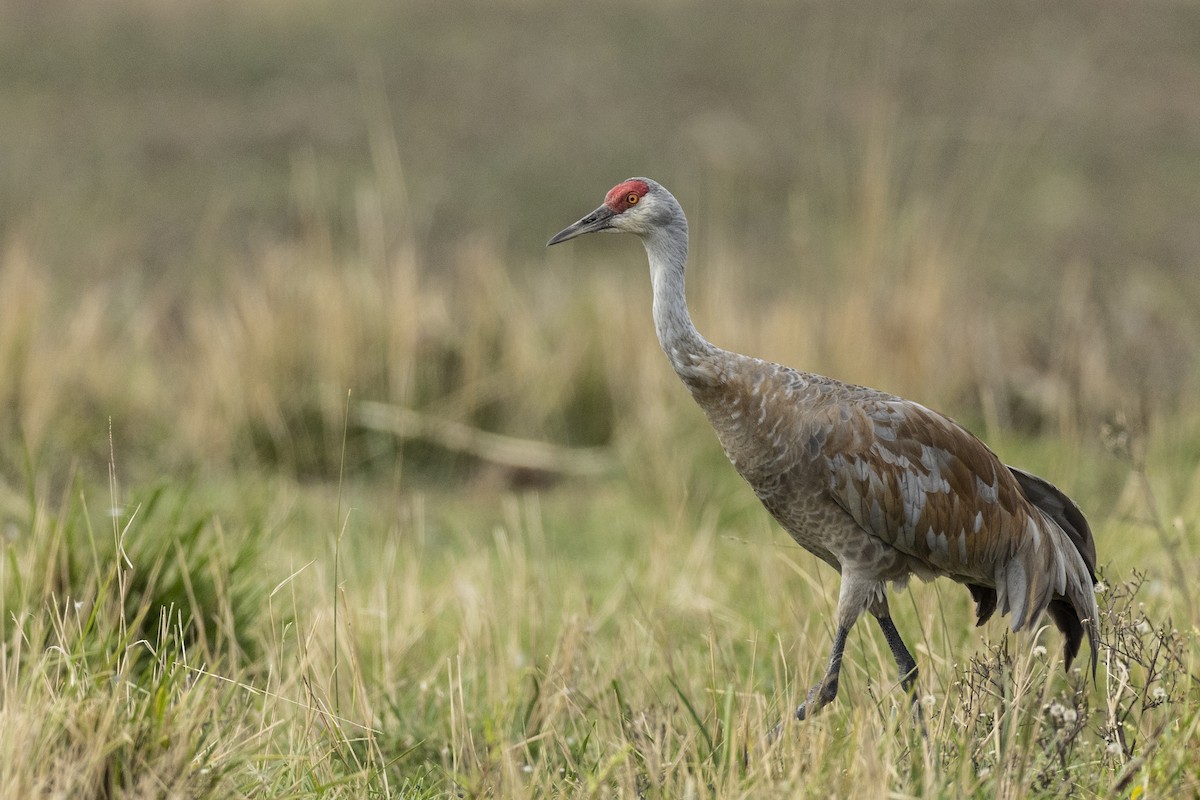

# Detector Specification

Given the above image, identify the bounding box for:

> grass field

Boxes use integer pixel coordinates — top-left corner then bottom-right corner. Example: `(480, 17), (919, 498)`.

(1, 1), (1199, 797)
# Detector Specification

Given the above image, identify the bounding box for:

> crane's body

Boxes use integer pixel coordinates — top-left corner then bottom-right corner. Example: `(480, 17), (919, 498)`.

(548, 178), (1098, 718)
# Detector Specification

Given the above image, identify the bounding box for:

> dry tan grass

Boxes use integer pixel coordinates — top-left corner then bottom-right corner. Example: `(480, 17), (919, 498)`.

(4, 471), (1194, 797)
(1, 197), (1183, 484)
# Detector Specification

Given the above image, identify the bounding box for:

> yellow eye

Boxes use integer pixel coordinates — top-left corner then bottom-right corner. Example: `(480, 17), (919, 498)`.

(626, 193), (639, 205)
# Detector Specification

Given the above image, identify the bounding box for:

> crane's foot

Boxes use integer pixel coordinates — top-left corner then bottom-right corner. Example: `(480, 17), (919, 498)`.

(795, 677), (839, 721)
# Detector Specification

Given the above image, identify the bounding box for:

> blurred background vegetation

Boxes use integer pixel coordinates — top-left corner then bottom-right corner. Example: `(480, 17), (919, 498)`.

(2, 0), (1198, 487)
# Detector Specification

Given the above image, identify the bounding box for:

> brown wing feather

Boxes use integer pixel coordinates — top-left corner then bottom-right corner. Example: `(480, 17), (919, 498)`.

(817, 395), (1098, 665)
(820, 397), (1031, 582)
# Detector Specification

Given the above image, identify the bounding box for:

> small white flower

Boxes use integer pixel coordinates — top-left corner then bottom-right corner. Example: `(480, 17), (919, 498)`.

(1094, 582), (1107, 595)
(1032, 645), (1047, 659)
(921, 694), (936, 708)
(1061, 708), (1078, 725)
(1151, 686), (1168, 702)
(1106, 741), (1123, 756)
(522, 764), (533, 774)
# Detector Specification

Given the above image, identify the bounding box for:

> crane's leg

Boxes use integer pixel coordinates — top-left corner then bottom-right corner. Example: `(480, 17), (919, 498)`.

(796, 572), (874, 720)
(872, 610), (919, 700)
(795, 624), (849, 719)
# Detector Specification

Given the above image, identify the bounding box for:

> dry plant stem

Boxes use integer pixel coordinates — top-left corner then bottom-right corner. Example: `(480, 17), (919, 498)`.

(333, 390), (352, 714)
(1131, 458), (1194, 619)
(356, 401), (615, 476)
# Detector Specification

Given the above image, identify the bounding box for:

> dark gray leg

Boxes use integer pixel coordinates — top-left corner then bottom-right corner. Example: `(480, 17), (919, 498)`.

(874, 614), (918, 699)
(795, 624), (850, 720)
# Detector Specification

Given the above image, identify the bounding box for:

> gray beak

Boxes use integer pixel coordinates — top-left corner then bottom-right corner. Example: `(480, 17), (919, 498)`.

(546, 205), (616, 246)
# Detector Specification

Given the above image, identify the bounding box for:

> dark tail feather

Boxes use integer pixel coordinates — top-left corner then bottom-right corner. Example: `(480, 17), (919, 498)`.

(1007, 466), (1097, 581)
(1046, 597), (1091, 675)
(968, 583), (997, 626)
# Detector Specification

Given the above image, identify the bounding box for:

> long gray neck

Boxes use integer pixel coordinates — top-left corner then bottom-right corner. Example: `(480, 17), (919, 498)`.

(643, 221), (715, 380)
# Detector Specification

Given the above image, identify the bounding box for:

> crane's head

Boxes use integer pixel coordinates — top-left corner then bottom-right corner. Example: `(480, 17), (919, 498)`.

(546, 178), (677, 246)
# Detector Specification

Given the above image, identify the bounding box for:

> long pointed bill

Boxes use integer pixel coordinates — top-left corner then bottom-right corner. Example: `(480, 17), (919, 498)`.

(546, 204), (616, 246)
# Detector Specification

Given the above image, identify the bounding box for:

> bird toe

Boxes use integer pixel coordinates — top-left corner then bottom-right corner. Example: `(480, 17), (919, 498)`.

(795, 679), (838, 720)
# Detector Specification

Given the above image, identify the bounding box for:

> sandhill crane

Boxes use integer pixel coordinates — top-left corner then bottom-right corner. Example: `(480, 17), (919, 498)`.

(548, 178), (1099, 719)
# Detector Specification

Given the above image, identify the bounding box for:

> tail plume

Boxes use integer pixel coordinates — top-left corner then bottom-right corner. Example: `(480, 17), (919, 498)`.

(1007, 466), (1099, 676)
